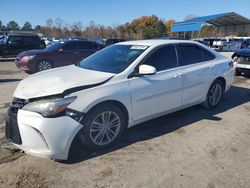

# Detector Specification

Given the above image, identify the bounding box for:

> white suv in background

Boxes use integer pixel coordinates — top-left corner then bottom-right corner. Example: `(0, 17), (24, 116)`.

(6, 40), (234, 160)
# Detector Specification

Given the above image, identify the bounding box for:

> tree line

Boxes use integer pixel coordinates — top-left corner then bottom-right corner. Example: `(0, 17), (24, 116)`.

(0, 15), (234, 39)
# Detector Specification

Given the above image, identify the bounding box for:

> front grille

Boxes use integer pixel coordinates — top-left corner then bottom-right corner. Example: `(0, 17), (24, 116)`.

(5, 113), (22, 144)
(5, 97), (27, 145)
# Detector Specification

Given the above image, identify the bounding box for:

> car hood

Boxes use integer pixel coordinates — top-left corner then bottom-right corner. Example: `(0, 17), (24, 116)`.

(17, 49), (47, 57)
(14, 65), (115, 99)
(234, 48), (250, 57)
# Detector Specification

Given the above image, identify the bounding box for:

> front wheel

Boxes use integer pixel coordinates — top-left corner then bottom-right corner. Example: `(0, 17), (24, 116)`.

(37, 59), (53, 72)
(203, 79), (224, 109)
(79, 104), (126, 149)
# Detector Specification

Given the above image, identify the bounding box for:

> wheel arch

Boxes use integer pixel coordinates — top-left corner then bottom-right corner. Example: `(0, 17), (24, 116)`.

(85, 100), (129, 128)
(214, 76), (226, 92)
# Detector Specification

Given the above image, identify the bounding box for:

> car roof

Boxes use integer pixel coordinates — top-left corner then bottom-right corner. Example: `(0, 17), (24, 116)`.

(7, 33), (39, 37)
(117, 39), (200, 47)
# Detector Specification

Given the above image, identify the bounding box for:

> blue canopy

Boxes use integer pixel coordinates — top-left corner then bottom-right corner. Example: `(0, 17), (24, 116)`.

(172, 12), (250, 32)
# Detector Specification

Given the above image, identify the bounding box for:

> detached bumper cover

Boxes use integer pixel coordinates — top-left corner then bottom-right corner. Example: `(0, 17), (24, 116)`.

(7, 109), (83, 160)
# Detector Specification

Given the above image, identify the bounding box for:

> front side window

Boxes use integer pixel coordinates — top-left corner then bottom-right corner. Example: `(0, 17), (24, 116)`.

(78, 45), (147, 74)
(62, 42), (78, 51)
(7, 36), (23, 46)
(45, 42), (63, 51)
(78, 41), (94, 50)
(143, 45), (177, 71)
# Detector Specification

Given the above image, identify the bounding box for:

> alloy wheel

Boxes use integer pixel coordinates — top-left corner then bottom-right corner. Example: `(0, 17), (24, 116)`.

(90, 111), (121, 146)
(209, 83), (223, 106)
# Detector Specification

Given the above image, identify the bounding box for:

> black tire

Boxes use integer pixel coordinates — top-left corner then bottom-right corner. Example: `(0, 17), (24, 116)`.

(37, 59), (53, 72)
(203, 79), (224, 109)
(78, 103), (126, 149)
(234, 68), (241, 76)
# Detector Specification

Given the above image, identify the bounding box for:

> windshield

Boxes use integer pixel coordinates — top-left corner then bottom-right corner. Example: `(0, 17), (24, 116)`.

(45, 41), (63, 51)
(78, 44), (147, 74)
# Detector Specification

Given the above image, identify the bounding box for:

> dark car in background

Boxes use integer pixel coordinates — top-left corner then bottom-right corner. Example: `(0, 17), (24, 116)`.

(15, 39), (102, 73)
(0, 33), (45, 58)
(104, 38), (126, 46)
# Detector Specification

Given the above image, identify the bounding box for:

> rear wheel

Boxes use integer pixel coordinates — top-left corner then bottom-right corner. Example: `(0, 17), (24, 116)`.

(203, 79), (224, 109)
(37, 59), (53, 72)
(78, 104), (126, 149)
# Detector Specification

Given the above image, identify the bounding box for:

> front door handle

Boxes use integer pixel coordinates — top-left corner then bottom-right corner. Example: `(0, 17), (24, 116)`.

(174, 73), (182, 78)
(209, 64), (215, 68)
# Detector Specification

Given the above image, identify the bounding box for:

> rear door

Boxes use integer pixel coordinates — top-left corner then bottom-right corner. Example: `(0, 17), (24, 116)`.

(176, 43), (216, 106)
(129, 44), (183, 121)
(78, 41), (97, 61)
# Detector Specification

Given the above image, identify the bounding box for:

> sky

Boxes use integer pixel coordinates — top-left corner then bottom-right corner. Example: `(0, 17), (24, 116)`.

(1, 0), (250, 27)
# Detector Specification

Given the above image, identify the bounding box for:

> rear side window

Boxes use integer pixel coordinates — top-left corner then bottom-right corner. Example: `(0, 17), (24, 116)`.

(177, 44), (203, 66)
(177, 44), (214, 66)
(63, 42), (78, 51)
(78, 41), (94, 50)
(143, 45), (177, 71)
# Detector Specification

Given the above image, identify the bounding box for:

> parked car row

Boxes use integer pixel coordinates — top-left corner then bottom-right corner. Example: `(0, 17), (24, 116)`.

(15, 39), (103, 73)
(5, 39), (234, 160)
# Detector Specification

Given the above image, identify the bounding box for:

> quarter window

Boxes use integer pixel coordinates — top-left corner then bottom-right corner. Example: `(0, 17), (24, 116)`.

(143, 45), (177, 71)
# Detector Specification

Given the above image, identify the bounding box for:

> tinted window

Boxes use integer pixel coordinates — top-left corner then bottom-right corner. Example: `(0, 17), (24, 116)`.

(45, 41), (63, 51)
(7, 36), (23, 46)
(23, 36), (40, 47)
(63, 42), (78, 51)
(78, 45), (147, 73)
(201, 48), (215, 61)
(177, 44), (203, 66)
(79, 41), (93, 50)
(143, 45), (177, 71)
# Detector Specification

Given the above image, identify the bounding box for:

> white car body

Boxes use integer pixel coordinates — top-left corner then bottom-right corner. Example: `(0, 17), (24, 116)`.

(6, 40), (234, 160)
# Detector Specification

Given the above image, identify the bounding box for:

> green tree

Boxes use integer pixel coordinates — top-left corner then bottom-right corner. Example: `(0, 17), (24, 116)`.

(6, 21), (20, 31)
(22, 22), (33, 31)
(34, 25), (42, 31)
(130, 15), (166, 39)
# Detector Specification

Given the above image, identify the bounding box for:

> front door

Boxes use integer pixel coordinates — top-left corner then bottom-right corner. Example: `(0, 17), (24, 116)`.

(129, 44), (183, 121)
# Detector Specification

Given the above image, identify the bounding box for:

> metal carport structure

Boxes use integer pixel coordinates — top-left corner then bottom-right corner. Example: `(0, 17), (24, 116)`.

(172, 12), (250, 37)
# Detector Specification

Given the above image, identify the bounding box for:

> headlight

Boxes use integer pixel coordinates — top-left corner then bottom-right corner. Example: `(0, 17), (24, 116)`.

(21, 55), (36, 61)
(23, 96), (77, 117)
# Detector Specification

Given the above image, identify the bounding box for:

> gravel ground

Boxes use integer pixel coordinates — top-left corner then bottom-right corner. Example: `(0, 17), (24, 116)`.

(0, 55), (249, 188)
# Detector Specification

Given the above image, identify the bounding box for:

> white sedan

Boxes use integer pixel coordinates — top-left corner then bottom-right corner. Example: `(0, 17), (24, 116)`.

(6, 40), (234, 160)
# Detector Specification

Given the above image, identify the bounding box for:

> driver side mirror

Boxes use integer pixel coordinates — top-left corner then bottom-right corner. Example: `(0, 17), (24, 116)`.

(139, 64), (157, 75)
(131, 64), (157, 77)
